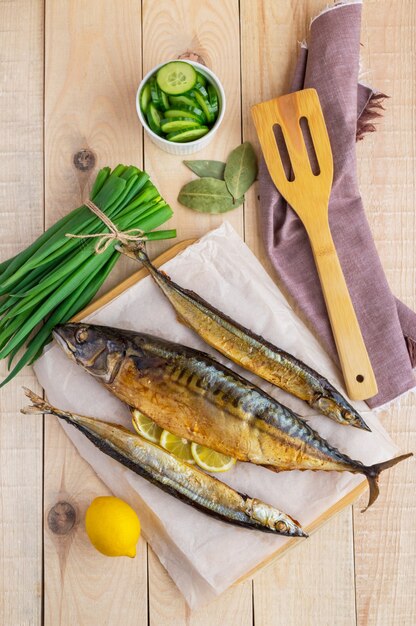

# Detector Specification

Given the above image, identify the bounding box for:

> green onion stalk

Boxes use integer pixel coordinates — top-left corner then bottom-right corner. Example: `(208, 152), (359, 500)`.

(0, 164), (176, 386)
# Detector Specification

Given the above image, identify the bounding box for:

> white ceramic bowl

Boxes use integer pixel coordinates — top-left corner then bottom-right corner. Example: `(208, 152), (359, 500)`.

(136, 60), (226, 156)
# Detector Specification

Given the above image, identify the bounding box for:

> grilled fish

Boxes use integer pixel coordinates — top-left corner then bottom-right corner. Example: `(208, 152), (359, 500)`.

(53, 323), (412, 510)
(22, 388), (306, 536)
(125, 245), (369, 431)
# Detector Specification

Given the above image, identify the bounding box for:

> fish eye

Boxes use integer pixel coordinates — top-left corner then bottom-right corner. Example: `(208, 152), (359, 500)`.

(75, 328), (89, 344)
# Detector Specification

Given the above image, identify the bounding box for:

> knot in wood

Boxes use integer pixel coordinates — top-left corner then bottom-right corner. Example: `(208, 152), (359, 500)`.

(48, 501), (76, 535)
(73, 149), (96, 171)
(177, 51), (207, 66)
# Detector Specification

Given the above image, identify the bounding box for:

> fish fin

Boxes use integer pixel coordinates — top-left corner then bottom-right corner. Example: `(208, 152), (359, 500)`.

(262, 465), (284, 473)
(130, 354), (167, 372)
(362, 452), (413, 512)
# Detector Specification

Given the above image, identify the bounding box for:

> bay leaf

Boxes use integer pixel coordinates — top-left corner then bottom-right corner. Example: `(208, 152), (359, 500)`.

(224, 141), (258, 199)
(178, 177), (244, 214)
(183, 159), (226, 179)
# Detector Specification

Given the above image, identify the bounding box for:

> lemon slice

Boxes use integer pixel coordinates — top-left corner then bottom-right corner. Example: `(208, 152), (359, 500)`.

(160, 430), (195, 464)
(191, 442), (236, 473)
(131, 409), (163, 443)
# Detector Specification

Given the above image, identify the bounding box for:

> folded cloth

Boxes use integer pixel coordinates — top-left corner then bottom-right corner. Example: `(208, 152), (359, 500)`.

(259, 0), (416, 408)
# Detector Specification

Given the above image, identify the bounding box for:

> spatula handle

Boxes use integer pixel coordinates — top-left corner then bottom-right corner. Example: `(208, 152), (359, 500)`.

(308, 226), (378, 401)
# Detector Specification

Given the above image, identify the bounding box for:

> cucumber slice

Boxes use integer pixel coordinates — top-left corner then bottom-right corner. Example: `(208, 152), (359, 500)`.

(191, 86), (215, 124)
(163, 107), (206, 123)
(194, 83), (209, 99)
(207, 85), (219, 115)
(150, 78), (162, 108)
(167, 126), (209, 142)
(196, 71), (207, 87)
(149, 78), (169, 110)
(157, 61), (197, 95)
(169, 94), (200, 109)
(140, 83), (151, 113)
(160, 118), (202, 133)
(146, 102), (162, 135)
(159, 90), (170, 111)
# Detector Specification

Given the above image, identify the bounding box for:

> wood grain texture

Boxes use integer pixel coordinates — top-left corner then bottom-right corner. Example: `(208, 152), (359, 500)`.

(354, 2), (416, 624)
(44, 2), (148, 624)
(44, 0), (144, 294)
(253, 508), (356, 626)
(148, 546), (253, 626)
(241, 0), (315, 266)
(0, 1), (44, 624)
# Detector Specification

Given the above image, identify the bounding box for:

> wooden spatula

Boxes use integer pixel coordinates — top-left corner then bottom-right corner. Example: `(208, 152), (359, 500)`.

(251, 88), (378, 400)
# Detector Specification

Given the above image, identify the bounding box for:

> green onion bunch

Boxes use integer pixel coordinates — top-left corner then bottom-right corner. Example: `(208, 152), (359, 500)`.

(0, 164), (176, 387)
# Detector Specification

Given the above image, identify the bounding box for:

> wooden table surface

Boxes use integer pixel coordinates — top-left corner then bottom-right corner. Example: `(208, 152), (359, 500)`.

(1, 1), (415, 624)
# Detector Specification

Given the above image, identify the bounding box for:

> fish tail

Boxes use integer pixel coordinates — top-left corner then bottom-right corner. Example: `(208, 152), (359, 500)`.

(115, 240), (148, 262)
(362, 452), (413, 512)
(21, 387), (74, 427)
(21, 387), (54, 415)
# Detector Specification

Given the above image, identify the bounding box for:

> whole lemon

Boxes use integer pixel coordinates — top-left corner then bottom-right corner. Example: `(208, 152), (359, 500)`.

(85, 496), (141, 558)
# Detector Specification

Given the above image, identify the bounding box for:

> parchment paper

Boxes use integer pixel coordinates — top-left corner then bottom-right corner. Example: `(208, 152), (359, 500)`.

(34, 222), (398, 609)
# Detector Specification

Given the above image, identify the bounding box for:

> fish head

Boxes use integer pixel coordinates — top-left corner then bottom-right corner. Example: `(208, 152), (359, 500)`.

(53, 323), (127, 384)
(316, 394), (371, 431)
(248, 499), (308, 537)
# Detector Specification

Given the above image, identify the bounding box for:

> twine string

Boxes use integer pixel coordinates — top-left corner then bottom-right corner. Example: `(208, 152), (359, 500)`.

(65, 199), (145, 254)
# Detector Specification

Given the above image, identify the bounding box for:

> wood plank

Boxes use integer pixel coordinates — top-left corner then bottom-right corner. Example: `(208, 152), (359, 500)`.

(354, 2), (416, 624)
(0, 1), (44, 624)
(253, 508), (356, 626)
(240, 1), (358, 625)
(141, 0), (243, 256)
(148, 546), (253, 626)
(44, 2), (148, 624)
(241, 0), (315, 268)
(141, 1), (250, 621)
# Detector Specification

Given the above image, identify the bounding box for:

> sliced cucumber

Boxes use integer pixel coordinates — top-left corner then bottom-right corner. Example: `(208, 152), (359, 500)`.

(157, 61), (197, 95)
(196, 71), (207, 87)
(169, 94), (200, 109)
(191, 86), (215, 124)
(159, 90), (170, 111)
(166, 126), (209, 142)
(163, 107), (206, 123)
(149, 78), (169, 111)
(194, 83), (209, 99)
(207, 85), (219, 115)
(160, 118), (202, 133)
(146, 102), (163, 135)
(140, 83), (151, 113)
(150, 78), (162, 108)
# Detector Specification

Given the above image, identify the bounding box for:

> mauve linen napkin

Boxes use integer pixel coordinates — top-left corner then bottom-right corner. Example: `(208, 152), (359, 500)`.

(259, 0), (416, 408)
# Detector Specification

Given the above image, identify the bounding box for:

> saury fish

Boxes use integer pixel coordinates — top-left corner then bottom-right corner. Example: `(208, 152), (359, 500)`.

(124, 245), (370, 431)
(21, 388), (306, 536)
(53, 323), (412, 510)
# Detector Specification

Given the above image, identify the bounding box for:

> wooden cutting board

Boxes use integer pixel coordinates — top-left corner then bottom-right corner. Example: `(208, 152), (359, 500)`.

(72, 238), (367, 582)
